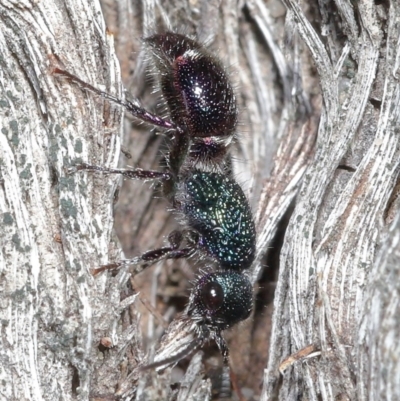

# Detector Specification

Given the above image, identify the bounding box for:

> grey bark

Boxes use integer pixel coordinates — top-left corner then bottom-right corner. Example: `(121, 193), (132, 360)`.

(0, 1), (125, 400)
(262, 1), (400, 401)
(0, 0), (399, 401)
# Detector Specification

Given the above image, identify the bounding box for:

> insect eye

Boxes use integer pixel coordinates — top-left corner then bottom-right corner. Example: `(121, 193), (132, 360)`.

(201, 281), (224, 311)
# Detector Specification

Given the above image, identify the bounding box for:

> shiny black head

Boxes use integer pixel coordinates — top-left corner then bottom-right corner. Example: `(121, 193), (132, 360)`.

(178, 170), (256, 270)
(145, 32), (237, 139)
(189, 271), (253, 330)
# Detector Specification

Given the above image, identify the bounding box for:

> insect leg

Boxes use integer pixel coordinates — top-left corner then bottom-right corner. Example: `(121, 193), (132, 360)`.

(54, 68), (176, 130)
(92, 230), (199, 276)
(73, 163), (172, 181)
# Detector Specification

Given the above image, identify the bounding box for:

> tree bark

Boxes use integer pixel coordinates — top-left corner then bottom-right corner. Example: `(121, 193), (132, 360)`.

(1, 0), (399, 400)
(262, 1), (400, 400)
(0, 1), (125, 400)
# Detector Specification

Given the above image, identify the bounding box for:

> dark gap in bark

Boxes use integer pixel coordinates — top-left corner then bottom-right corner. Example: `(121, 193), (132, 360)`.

(71, 365), (80, 395)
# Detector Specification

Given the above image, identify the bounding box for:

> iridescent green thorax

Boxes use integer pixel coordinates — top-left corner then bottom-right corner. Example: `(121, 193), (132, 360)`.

(181, 171), (256, 270)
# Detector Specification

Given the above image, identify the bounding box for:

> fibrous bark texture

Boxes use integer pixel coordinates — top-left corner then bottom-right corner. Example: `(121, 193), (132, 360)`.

(0, 0), (399, 401)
